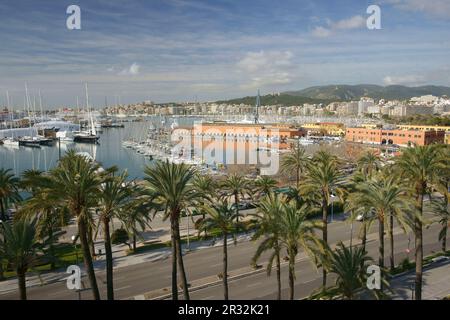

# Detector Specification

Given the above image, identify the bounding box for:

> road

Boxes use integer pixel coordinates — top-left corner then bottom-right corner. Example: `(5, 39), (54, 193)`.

(0, 217), (447, 300)
(390, 259), (450, 300)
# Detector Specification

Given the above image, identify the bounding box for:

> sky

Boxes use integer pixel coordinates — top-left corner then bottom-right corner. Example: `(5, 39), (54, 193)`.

(0, 0), (450, 108)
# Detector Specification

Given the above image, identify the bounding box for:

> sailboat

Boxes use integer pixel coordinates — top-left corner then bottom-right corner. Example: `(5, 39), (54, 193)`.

(19, 84), (41, 148)
(74, 83), (100, 144)
(2, 91), (20, 147)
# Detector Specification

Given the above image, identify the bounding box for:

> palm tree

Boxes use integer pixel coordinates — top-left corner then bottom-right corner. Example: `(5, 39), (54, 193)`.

(347, 174), (411, 293)
(199, 201), (239, 300)
(0, 168), (21, 222)
(253, 176), (278, 199)
(98, 170), (134, 300)
(192, 174), (217, 238)
(0, 168), (22, 281)
(357, 150), (382, 177)
(302, 150), (342, 288)
(118, 194), (154, 253)
(324, 242), (372, 300)
(431, 152), (450, 253)
(26, 150), (106, 300)
(430, 197), (449, 253)
(278, 201), (322, 300)
(0, 218), (43, 300)
(396, 144), (447, 300)
(281, 145), (308, 188)
(19, 194), (70, 270)
(221, 174), (249, 226)
(143, 160), (201, 300)
(251, 194), (284, 300)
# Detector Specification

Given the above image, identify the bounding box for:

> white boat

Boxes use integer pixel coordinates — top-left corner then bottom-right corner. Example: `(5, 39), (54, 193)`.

(74, 84), (99, 144)
(298, 138), (315, 145)
(2, 137), (19, 147)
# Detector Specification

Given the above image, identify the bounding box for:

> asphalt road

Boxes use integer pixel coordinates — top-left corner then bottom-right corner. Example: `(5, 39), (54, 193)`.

(0, 217), (447, 300)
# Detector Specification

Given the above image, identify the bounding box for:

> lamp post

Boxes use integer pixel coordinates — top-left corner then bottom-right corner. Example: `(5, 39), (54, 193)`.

(71, 235), (81, 300)
(330, 193), (336, 222)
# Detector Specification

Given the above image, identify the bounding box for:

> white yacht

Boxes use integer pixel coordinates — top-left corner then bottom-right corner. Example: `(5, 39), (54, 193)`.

(74, 84), (100, 144)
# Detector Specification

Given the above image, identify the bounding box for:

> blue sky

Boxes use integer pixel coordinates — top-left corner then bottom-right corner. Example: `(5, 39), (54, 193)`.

(0, 0), (450, 108)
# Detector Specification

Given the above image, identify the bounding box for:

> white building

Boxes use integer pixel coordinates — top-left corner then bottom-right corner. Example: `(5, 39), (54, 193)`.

(358, 98), (375, 116)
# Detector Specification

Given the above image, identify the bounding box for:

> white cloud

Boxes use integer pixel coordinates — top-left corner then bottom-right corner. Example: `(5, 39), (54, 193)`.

(118, 63), (140, 76)
(312, 15), (365, 38)
(384, 0), (450, 19)
(237, 51), (294, 89)
(334, 16), (366, 30)
(383, 74), (426, 85)
(312, 26), (332, 38)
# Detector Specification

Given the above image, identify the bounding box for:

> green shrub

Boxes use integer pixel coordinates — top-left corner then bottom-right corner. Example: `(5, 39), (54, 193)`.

(111, 228), (129, 245)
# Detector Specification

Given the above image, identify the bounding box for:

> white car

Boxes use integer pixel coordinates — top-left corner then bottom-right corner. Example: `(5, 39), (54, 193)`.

(356, 211), (375, 221)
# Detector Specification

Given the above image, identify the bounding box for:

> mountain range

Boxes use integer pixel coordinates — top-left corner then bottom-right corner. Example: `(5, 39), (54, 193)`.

(216, 85), (450, 106)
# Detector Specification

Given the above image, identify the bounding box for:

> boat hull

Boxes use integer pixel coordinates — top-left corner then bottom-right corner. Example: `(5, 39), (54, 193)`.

(74, 135), (99, 144)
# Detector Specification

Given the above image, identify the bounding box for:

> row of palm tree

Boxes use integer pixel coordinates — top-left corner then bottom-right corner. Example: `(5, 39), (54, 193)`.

(0, 143), (448, 301)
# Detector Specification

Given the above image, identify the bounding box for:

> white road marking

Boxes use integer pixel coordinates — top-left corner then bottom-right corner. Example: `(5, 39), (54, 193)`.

(246, 281), (261, 288)
(114, 285), (131, 291)
(210, 263), (222, 267)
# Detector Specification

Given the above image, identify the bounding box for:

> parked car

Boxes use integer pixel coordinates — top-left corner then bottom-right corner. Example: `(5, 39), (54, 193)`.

(356, 210), (376, 221)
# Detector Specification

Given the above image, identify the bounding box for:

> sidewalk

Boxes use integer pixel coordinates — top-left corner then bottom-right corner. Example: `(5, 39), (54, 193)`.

(0, 231), (255, 295)
(389, 259), (450, 300)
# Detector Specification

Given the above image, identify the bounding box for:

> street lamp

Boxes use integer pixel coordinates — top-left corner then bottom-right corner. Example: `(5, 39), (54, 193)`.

(330, 193), (336, 222)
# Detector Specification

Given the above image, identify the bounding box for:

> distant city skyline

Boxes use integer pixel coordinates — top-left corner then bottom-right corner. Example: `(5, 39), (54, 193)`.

(1, 0), (450, 108)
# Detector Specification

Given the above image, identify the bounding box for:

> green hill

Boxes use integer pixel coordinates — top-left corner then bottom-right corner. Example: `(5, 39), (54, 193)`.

(216, 85), (450, 106)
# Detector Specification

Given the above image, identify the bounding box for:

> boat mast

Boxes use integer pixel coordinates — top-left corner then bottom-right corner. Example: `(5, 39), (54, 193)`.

(6, 91), (14, 137)
(85, 83), (96, 136)
(25, 83), (33, 137)
(39, 90), (44, 121)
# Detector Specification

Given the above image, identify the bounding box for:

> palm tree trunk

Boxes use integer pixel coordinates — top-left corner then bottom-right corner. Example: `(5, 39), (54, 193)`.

(378, 217), (385, 293)
(203, 211), (207, 239)
(87, 224), (95, 259)
(415, 191), (424, 300)
(133, 234), (137, 252)
(443, 195), (448, 253)
(170, 216), (178, 300)
(442, 222), (448, 253)
(0, 261), (4, 281)
(174, 216), (190, 300)
(49, 227), (56, 270)
(322, 195), (328, 288)
(275, 245), (281, 300)
(360, 223), (367, 276)
(234, 193), (239, 226)
(103, 216), (114, 300)
(223, 232), (229, 300)
(0, 206), (5, 281)
(0, 198), (6, 221)
(288, 250), (295, 300)
(17, 270), (27, 300)
(389, 213), (395, 272)
(78, 217), (100, 300)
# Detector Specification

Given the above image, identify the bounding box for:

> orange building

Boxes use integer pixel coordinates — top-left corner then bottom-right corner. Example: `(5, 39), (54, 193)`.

(174, 122), (305, 150)
(345, 127), (445, 147)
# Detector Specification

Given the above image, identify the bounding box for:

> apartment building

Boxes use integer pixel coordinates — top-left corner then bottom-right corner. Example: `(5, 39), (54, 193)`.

(346, 127), (445, 146)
